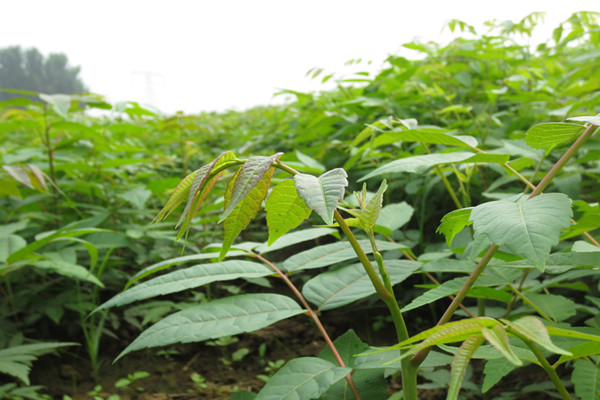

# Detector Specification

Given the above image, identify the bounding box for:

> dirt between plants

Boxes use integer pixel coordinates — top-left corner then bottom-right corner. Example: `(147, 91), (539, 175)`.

(28, 313), (560, 400)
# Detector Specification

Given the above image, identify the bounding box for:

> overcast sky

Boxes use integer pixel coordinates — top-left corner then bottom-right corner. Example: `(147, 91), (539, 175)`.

(1, 1), (599, 114)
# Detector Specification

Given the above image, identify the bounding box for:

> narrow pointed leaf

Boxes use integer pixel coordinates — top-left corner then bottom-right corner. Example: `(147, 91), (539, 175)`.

(504, 316), (571, 355)
(482, 358), (518, 393)
(220, 167), (274, 260)
(96, 261), (272, 312)
(265, 179), (312, 246)
(470, 193), (572, 270)
(220, 153), (282, 223)
(525, 123), (584, 152)
(546, 326), (600, 342)
(302, 260), (420, 311)
(154, 170), (197, 222)
(556, 341), (600, 366)
(356, 180), (387, 230)
(116, 294), (303, 361)
(447, 336), (485, 400)
(481, 325), (521, 366)
(294, 168), (348, 225)
(255, 357), (351, 400)
(31, 260), (104, 287)
(572, 359), (600, 400)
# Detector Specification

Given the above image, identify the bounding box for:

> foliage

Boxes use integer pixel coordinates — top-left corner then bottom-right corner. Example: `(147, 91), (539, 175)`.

(0, 10), (599, 400)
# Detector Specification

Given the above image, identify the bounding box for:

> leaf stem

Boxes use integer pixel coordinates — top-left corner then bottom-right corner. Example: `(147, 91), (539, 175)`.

(250, 251), (362, 400)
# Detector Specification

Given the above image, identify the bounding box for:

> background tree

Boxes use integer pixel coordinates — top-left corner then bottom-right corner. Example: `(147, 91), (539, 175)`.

(0, 46), (87, 100)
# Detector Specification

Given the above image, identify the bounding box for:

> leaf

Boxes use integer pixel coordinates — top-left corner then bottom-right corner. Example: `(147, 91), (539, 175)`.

(117, 186), (151, 209)
(503, 316), (571, 355)
(447, 336), (485, 400)
(31, 260), (104, 287)
(255, 357), (351, 400)
(39, 93), (71, 118)
(295, 150), (325, 173)
(437, 208), (473, 246)
(376, 202), (414, 232)
(482, 358), (518, 393)
(359, 152), (509, 181)
(369, 128), (478, 149)
(0, 235), (26, 263)
(220, 166), (274, 260)
(294, 168), (348, 225)
(220, 153), (282, 223)
(481, 325), (521, 366)
(546, 326), (600, 343)
(318, 330), (387, 400)
(356, 180), (387, 231)
(154, 170), (197, 222)
(116, 294), (303, 361)
(255, 227), (337, 254)
(524, 293), (576, 322)
(0, 342), (77, 385)
(525, 123), (584, 153)
(302, 260), (420, 311)
(95, 260), (272, 312)
(556, 341), (600, 366)
(470, 193), (572, 270)
(567, 115), (600, 126)
(265, 180), (312, 245)
(283, 239), (407, 273)
(572, 359), (600, 400)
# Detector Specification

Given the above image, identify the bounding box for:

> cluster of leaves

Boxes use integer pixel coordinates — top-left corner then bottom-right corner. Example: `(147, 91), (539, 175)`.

(0, 10), (599, 400)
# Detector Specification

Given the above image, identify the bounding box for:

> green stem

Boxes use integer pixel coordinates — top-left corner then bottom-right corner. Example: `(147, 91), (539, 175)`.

(514, 333), (572, 400)
(334, 212), (417, 400)
(507, 285), (554, 323)
(435, 166), (463, 209)
(251, 252), (362, 400)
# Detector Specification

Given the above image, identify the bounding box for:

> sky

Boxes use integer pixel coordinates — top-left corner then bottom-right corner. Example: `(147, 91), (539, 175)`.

(1, 1), (599, 115)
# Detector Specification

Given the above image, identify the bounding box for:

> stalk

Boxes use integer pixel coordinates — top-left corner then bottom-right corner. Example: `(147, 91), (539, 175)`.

(251, 252), (362, 400)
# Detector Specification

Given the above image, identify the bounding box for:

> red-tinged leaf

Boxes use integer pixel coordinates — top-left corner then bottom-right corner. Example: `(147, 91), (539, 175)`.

(220, 167), (274, 260)
(220, 153), (283, 223)
(447, 336), (485, 400)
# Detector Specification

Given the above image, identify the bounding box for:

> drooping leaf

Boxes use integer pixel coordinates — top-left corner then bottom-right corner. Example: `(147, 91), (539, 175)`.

(154, 170), (198, 222)
(116, 294), (303, 361)
(481, 325), (521, 366)
(525, 123), (584, 153)
(0, 342), (77, 385)
(255, 357), (351, 400)
(470, 193), (572, 270)
(571, 359), (600, 400)
(294, 168), (348, 225)
(524, 293), (576, 322)
(31, 260), (104, 287)
(95, 260), (272, 312)
(283, 239), (407, 273)
(220, 167), (274, 260)
(255, 227), (337, 254)
(556, 341), (600, 366)
(220, 153), (282, 223)
(376, 202), (414, 232)
(447, 336), (485, 400)
(503, 316), (571, 355)
(265, 179), (312, 245)
(482, 358), (518, 393)
(437, 208), (473, 246)
(302, 260), (420, 311)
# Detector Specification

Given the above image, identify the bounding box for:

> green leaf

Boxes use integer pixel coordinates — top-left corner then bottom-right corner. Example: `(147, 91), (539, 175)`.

(255, 357), (351, 400)
(116, 294), (303, 361)
(369, 128), (478, 149)
(546, 326), (600, 343)
(481, 325), (521, 366)
(220, 153), (282, 223)
(154, 170), (197, 222)
(294, 168), (348, 225)
(0, 235), (26, 263)
(376, 202), (414, 232)
(95, 260), (272, 312)
(255, 227), (337, 254)
(39, 93), (71, 118)
(0, 342), (77, 385)
(265, 179), (312, 245)
(302, 260), (420, 311)
(447, 336), (485, 400)
(437, 208), (473, 246)
(117, 186), (151, 209)
(524, 123), (584, 153)
(220, 166), (274, 260)
(31, 260), (104, 287)
(504, 316), (571, 355)
(319, 330), (386, 400)
(356, 180), (387, 231)
(525, 293), (576, 322)
(295, 150), (325, 173)
(482, 358), (518, 393)
(283, 239), (407, 273)
(470, 193), (572, 270)
(572, 359), (600, 400)
(556, 341), (600, 366)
